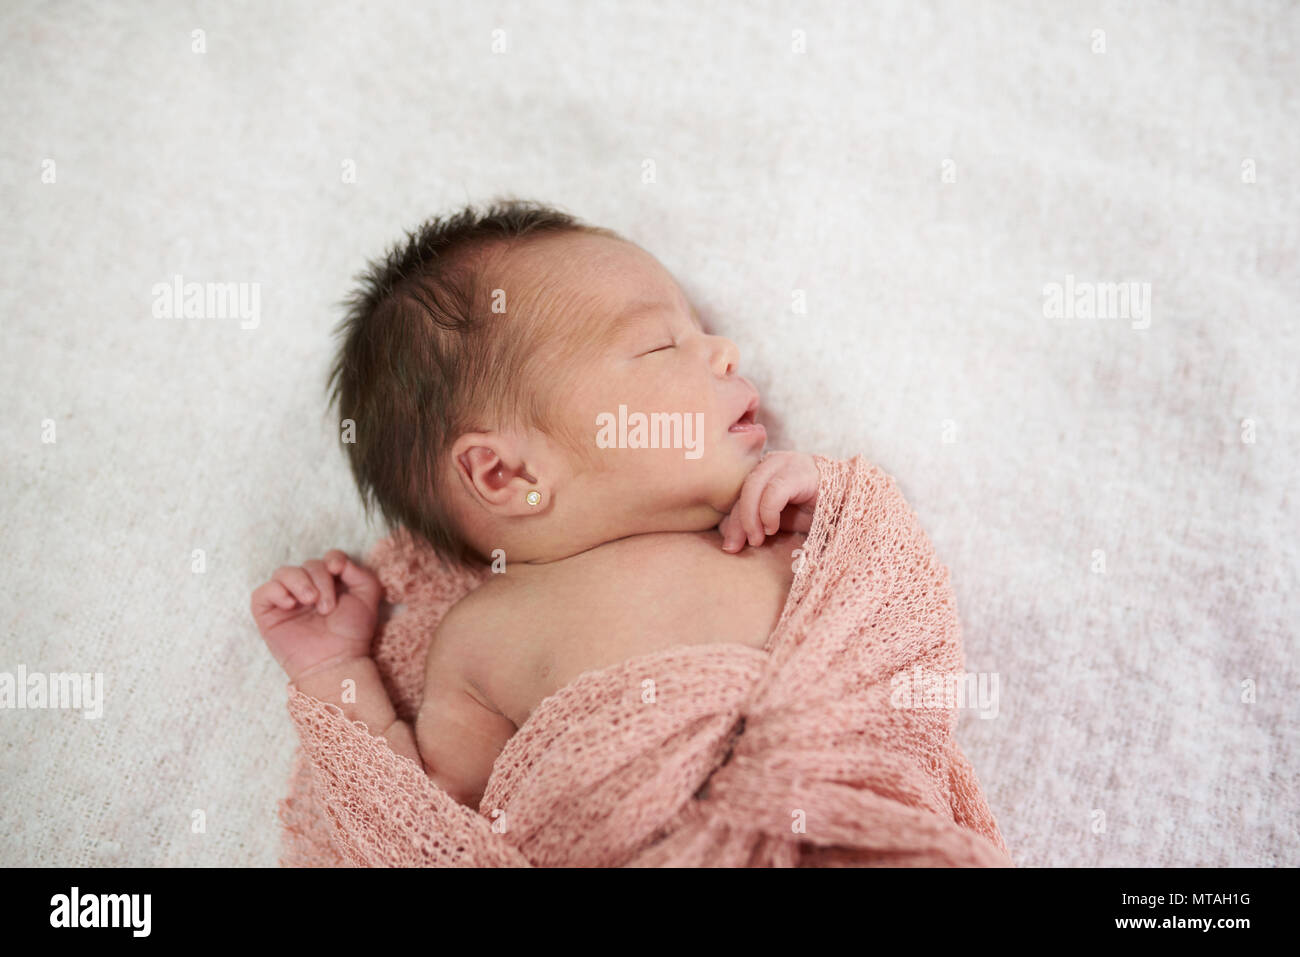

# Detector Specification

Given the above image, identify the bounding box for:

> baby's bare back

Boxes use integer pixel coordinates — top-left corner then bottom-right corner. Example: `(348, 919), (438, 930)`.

(444, 528), (805, 730)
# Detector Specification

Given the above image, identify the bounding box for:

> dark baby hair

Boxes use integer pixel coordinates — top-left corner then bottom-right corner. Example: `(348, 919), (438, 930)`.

(326, 197), (622, 569)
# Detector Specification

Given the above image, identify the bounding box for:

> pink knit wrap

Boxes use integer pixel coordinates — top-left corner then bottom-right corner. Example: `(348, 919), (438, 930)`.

(278, 454), (1014, 866)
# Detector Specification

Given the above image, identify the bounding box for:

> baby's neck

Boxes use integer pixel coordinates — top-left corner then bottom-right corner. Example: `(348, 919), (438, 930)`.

(501, 527), (723, 576)
(488, 497), (726, 568)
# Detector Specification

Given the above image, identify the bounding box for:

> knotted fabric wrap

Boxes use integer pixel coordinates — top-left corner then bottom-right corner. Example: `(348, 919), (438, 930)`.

(278, 454), (1014, 866)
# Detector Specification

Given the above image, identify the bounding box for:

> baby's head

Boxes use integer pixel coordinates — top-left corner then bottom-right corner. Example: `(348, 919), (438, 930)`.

(328, 198), (765, 570)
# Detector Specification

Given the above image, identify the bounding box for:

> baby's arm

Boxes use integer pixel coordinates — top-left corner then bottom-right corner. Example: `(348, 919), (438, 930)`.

(251, 551), (470, 801)
(413, 613), (519, 810)
(290, 655), (423, 770)
(293, 653), (502, 808)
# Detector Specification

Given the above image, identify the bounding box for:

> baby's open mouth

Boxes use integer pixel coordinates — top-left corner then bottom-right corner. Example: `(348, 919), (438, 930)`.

(729, 407), (762, 433)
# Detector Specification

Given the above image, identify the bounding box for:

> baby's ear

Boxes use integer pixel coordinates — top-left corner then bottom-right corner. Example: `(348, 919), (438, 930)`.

(449, 436), (542, 517)
(457, 443), (509, 492)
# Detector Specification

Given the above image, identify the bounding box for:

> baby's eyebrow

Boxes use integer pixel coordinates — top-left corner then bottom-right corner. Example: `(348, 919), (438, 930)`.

(609, 301), (661, 332)
(606, 300), (671, 339)
(605, 298), (702, 341)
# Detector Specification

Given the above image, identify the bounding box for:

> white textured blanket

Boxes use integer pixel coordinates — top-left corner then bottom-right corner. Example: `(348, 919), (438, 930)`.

(1, 0), (1294, 866)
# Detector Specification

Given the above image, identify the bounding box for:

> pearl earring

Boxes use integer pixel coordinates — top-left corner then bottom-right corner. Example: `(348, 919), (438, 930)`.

(525, 490), (541, 506)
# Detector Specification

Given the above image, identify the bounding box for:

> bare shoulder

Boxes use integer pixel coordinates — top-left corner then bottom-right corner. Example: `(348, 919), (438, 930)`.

(415, 585), (520, 807)
(423, 579), (518, 717)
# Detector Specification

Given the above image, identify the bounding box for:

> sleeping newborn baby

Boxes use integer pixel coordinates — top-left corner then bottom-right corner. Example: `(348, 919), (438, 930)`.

(251, 200), (821, 810)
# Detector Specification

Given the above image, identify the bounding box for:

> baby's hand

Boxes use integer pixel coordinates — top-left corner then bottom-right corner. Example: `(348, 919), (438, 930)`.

(250, 550), (384, 682)
(719, 451), (820, 552)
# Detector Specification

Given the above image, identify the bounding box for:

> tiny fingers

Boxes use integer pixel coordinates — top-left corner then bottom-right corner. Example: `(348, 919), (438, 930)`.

(720, 513), (744, 552)
(267, 581), (296, 609)
(722, 464), (804, 552)
(744, 506), (765, 546)
(723, 495), (765, 549)
(740, 479), (774, 547)
(302, 559), (337, 613)
(757, 478), (795, 536)
(251, 580), (297, 617)
(336, 556), (383, 610)
(273, 565), (318, 606)
(723, 511), (755, 551)
(262, 555), (352, 616)
(721, 454), (812, 553)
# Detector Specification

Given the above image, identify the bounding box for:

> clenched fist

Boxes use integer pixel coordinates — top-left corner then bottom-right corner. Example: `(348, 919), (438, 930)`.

(250, 549), (383, 682)
(718, 450), (820, 552)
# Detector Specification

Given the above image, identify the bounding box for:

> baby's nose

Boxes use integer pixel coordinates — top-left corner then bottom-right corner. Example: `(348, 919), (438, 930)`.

(712, 336), (739, 377)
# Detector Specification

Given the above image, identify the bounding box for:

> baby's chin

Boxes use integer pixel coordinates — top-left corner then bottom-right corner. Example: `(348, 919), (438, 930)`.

(701, 459), (761, 516)
(647, 477), (745, 533)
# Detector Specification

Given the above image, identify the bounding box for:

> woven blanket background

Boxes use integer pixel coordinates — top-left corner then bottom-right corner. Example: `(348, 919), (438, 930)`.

(1, 0), (1295, 866)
